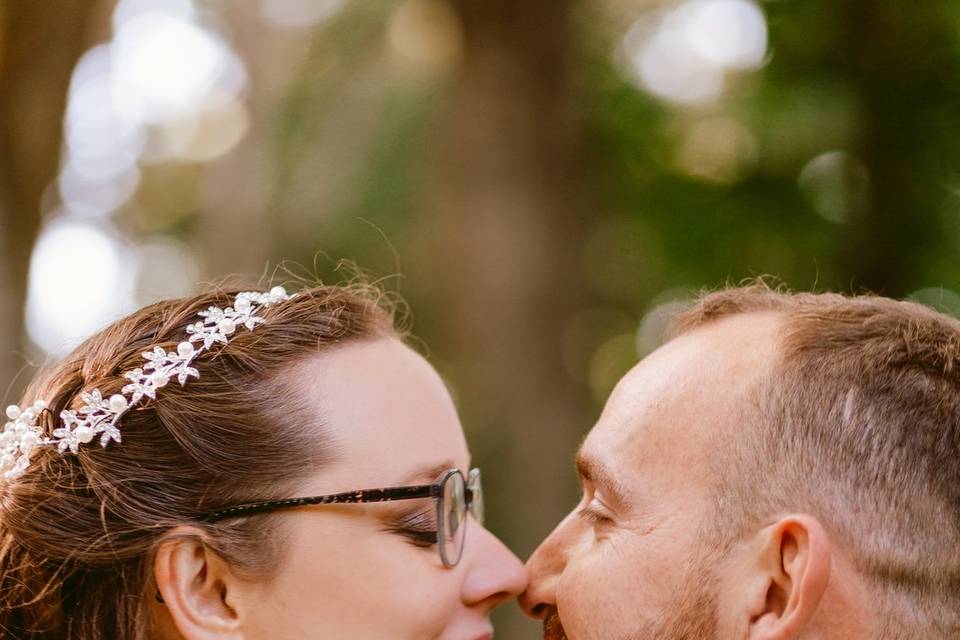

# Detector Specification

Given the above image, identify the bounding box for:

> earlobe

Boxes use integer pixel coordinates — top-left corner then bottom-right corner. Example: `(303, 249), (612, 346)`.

(747, 515), (832, 640)
(154, 527), (244, 639)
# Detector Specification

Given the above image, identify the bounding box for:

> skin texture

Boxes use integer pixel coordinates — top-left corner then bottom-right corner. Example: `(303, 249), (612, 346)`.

(520, 313), (872, 640)
(153, 338), (527, 640)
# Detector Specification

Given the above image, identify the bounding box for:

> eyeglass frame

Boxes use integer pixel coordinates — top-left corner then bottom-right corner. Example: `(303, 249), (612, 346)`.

(200, 468), (483, 568)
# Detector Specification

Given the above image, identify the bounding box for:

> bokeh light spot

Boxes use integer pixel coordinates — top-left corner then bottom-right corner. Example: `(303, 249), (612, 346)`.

(111, 12), (236, 123)
(588, 333), (639, 403)
(133, 237), (200, 306)
(387, 0), (463, 73)
(908, 288), (960, 319)
(798, 150), (871, 224)
(112, 0), (197, 31)
(675, 115), (757, 183)
(678, 0), (767, 69)
(58, 161), (141, 217)
(259, 0), (345, 29)
(618, 0), (768, 105)
(636, 289), (696, 357)
(65, 45), (145, 180)
(26, 220), (135, 355)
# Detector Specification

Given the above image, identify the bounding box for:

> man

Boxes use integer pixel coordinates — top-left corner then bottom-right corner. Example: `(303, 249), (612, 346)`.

(520, 284), (960, 639)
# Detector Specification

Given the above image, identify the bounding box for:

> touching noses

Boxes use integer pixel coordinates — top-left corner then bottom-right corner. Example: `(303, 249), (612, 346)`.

(461, 522), (529, 610)
(518, 520), (569, 620)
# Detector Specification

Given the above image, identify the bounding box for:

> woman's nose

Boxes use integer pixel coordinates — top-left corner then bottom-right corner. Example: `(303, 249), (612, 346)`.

(460, 522), (529, 610)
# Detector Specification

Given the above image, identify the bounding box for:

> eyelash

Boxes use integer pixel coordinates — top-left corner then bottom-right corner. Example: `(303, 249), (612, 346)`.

(389, 510), (439, 548)
(578, 489), (616, 527)
(579, 505), (613, 527)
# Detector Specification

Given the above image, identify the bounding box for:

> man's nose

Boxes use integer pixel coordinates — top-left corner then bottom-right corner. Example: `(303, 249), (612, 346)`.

(518, 519), (571, 619)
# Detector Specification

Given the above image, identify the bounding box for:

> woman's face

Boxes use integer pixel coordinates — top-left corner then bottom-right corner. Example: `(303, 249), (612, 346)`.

(240, 338), (527, 639)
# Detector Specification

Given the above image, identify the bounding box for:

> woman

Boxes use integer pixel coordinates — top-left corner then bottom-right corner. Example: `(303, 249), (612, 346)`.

(0, 284), (527, 639)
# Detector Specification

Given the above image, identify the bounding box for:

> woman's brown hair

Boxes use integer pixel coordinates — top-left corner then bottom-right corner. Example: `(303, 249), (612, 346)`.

(0, 283), (397, 638)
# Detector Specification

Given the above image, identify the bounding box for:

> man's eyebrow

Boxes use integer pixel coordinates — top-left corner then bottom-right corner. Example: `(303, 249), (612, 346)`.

(575, 449), (631, 507)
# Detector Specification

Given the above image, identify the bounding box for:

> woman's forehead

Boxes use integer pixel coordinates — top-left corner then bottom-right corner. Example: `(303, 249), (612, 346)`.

(290, 338), (470, 489)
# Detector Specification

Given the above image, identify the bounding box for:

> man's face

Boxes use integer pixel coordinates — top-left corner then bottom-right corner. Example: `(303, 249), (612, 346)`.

(520, 313), (782, 640)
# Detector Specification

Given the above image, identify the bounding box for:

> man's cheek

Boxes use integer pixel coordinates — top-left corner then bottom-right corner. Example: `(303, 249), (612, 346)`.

(556, 557), (623, 640)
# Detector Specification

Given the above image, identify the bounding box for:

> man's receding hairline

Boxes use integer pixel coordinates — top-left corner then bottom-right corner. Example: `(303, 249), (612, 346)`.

(666, 308), (788, 379)
(670, 306), (786, 339)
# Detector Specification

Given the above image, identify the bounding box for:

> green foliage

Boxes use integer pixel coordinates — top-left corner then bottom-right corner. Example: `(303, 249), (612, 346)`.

(579, 0), (960, 303)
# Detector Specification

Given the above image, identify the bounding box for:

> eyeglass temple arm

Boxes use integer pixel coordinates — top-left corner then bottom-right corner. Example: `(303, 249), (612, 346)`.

(201, 484), (442, 522)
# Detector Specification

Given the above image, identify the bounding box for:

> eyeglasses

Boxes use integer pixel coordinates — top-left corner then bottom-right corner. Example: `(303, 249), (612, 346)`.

(201, 468), (483, 568)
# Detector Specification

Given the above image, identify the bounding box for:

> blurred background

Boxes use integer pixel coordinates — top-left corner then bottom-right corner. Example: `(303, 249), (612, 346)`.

(3, 0), (960, 635)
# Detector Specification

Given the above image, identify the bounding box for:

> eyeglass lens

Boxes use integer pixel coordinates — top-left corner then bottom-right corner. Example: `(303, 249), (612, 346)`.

(440, 471), (467, 567)
(438, 469), (486, 567)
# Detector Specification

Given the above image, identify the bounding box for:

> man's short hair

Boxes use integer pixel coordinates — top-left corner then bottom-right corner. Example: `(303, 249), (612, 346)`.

(671, 281), (960, 638)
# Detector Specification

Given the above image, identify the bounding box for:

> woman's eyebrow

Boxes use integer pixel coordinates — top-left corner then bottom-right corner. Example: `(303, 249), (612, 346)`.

(400, 460), (458, 485)
(575, 449), (632, 508)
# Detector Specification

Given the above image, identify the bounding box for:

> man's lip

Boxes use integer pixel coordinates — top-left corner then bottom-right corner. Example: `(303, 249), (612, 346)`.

(467, 629), (493, 640)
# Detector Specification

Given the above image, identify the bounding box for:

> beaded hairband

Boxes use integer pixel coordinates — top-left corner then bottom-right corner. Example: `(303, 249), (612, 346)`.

(0, 286), (294, 483)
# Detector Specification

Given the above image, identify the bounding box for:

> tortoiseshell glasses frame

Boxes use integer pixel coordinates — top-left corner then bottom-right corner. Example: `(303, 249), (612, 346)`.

(201, 468), (483, 568)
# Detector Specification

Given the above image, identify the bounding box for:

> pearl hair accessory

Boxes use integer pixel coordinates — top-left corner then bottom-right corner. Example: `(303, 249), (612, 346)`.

(0, 286), (294, 483)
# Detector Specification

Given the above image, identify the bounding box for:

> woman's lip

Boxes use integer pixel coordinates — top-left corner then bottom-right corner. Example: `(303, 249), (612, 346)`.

(468, 630), (493, 640)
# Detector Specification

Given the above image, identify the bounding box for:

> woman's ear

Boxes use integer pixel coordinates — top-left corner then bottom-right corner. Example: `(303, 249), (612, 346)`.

(153, 527), (246, 640)
(744, 514), (832, 640)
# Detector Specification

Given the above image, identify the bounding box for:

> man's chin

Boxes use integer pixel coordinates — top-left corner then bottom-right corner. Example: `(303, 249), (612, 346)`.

(543, 610), (568, 640)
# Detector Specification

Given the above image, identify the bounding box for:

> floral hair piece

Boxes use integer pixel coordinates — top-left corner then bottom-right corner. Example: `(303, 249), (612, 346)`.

(0, 286), (295, 483)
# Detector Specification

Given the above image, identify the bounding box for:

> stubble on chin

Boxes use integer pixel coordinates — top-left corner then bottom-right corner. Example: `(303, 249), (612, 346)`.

(543, 610), (568, 640)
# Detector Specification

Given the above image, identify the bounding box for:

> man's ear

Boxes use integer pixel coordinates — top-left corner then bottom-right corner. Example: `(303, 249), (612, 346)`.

(153, 526), (246, 640)
(745, 514), (832, 640)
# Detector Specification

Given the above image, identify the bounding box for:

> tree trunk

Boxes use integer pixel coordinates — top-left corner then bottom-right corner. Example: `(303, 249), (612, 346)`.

(424, 0), (590, 636)
(835, 0), (960, 296)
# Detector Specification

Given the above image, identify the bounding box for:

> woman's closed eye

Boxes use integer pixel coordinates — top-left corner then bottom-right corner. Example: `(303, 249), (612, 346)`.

(387, 508), (438, 547)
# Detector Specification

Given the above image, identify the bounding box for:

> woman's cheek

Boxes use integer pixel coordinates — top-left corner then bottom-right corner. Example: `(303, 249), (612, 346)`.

(380, 559), (465, 638)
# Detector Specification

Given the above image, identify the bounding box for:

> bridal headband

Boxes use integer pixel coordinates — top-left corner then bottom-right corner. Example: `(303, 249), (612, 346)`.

(0, 286), (295, 483)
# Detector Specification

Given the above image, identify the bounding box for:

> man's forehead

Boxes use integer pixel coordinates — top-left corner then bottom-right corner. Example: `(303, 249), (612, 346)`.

(583, 312), (782, 480)
(617, 311), (782, 404)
